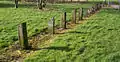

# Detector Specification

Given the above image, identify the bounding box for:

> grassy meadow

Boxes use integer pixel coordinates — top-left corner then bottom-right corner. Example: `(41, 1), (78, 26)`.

(24, 8), (120, 62)
(1, 0), (120, 62)
(0, 1), (94, 49)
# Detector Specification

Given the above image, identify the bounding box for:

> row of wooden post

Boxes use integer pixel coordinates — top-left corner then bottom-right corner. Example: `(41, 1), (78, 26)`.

(18, 7), (83, 49)
(48, 8), (84, 35)
(86, 3), (102, 17)
(18, 3), (103, 49)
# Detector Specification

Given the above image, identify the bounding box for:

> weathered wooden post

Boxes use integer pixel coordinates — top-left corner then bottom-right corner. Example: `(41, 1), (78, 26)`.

(102, 2), (105, 7)
(98, 3), (101, 10)
(72, 9), (77, 24)
(100, 3), (102, 8)
(37, 0), (40, 9)
(91, 6), (95, 14)
(78, 8), (81, 21)
(97, 4), (100, 10)
(94, 5), (97, 11)
(15, 0), (18, 8)
(48, 17), (55, 34)
(61, 12), (67, 29)
(18, 22), (28, 49)
(98, 3), (101, 9)
(96, 4), (98, 11)
(80, 8), (83, 20)
(90, 8), (92, 14)
(87, 8), (91, 17)
(87, 9), (89, 16)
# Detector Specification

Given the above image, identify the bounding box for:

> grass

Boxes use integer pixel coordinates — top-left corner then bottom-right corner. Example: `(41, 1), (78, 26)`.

(0, 1), (94, 49)
(24, 8), (120, 62)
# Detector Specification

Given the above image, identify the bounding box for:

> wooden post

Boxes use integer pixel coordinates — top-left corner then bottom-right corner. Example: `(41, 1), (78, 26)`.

(94, 5), (97, 11)
(48, 17), (55, 34)
(97, 4), (99, 10)
(94, 6), (96, 12)
(90, 8), (92, 14)
(95, 4), (98, 11)
(40, 0), (43, 9)
(37, 0), (40, 9)
(98, 3), (100, 9)
(87, 9), (91, 17)
(100, 3), (102, 8)
(15, 0), (18, 8)
(72, 9), (77, 24)
(91, 6), (95, 14)
(80, 8), (83, 20)
(78, 8), (81, 21)
(18, 22), (28, 49)
(61, 12), (67, 29)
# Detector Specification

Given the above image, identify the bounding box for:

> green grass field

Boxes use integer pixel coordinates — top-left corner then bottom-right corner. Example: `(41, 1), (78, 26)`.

(1, 0), (120, 62)
(0, 1), (94, 49)
(24, 8), (120, 62)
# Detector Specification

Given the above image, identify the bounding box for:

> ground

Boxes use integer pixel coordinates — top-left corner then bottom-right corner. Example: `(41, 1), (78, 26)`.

(24, 8), (120, 62)
(0, 1), (93, 49)
(0, 0), (120, 62)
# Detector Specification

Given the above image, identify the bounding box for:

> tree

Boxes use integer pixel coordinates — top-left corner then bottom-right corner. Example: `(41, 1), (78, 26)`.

(37, 0), (42, 9)
(43, 0), (47, 7)
(15, 0), (18, 8)
(37, 0), (46, 9)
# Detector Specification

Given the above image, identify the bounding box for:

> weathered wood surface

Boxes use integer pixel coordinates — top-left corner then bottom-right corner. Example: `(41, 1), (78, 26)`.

(18, 22), (28, 49)
(80, 8), (83, 20)
(48, 17), (55, 34)
(72, 9), (77, 24)
(61, 12), (67, 29)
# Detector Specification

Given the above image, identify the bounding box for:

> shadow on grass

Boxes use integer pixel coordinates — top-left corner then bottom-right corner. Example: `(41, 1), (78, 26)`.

(84, 18), (105, 20)
(32, 46), (72, 52)
(56, 1), (103, 4)
(0, 2), (36, 8)
(67, 31), (91, 34)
